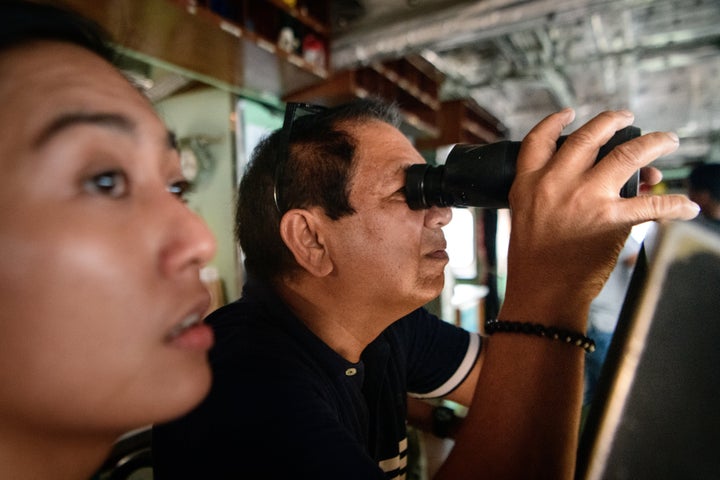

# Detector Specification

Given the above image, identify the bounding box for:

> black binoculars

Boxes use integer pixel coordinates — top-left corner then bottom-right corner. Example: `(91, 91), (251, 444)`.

(405, 126), (641, 209)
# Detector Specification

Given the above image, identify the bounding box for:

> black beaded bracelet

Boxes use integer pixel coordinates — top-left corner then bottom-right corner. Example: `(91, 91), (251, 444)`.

(484, 319), (596, 353)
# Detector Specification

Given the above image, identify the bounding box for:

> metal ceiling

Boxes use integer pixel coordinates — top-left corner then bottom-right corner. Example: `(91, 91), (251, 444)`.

(332, 0), (720, 178)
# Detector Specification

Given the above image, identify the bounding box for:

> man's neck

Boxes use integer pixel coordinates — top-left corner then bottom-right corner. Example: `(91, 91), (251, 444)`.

(275, 276), (393, 363)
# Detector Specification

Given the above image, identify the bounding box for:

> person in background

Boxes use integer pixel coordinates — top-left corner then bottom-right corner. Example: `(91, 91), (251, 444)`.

(0, 2), (217, 478)
(153, 96), (698, 479)
(687, 162), (720, 234)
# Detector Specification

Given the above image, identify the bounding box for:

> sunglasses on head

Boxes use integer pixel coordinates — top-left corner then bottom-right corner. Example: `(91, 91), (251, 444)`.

(273, 102), (327, 214)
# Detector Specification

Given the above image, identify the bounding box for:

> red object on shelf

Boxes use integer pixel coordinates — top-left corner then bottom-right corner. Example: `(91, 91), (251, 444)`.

(302, 33), (325, 69)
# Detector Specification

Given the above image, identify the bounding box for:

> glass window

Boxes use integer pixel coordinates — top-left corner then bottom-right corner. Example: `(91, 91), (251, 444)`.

(443, 208), (477, 279)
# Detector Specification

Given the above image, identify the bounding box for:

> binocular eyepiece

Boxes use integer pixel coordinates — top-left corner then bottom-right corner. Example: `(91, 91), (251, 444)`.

(405, 126), (641, 209)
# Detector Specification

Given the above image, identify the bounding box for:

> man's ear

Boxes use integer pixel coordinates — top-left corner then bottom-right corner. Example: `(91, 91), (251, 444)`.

(279, 209), (333, 277)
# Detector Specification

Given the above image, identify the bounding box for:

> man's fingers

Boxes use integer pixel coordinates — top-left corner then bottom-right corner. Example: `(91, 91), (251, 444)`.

(590, 131), (680, 192)
(639, 166), (663, 187)
(550, 110), (637, 173)
(516, 108), (576, 173)
(623, 194), (699, 224)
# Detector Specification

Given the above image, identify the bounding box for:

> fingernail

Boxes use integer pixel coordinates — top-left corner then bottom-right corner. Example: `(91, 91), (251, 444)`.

(618, 109), (634, 118)
(560, 107), (576, 123)
(666, 131), (679, 143)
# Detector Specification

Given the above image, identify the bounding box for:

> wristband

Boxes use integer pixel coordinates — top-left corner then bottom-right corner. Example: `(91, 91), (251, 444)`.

(432, 405), (456, 439)
(485, 319), (596, 353)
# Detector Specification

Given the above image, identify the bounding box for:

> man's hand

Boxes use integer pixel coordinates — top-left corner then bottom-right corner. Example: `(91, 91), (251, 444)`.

(503, 109), (699, 328)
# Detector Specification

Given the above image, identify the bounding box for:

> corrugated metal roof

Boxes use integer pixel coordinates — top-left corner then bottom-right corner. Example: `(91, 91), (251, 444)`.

(333, 0), (720, 176)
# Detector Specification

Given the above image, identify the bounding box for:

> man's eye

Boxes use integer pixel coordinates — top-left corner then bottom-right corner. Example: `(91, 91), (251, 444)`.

(84, 171), (128, 198)
(168, 180), (193, 200)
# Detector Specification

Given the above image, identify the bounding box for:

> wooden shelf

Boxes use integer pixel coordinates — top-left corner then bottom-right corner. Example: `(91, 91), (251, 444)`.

(415, 98), (507, 149)
(284, 55), (445, 139)
(265, 0), (330, 34)
(61, 0), (330, 98)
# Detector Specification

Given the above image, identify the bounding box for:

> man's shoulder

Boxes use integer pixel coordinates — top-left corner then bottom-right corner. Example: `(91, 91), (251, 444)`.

(205, 298), (274, 340)
(202, 296), (300, 366)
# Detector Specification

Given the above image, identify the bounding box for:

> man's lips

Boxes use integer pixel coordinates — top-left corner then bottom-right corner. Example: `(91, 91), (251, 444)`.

(427, 249), (449, 260)
(425, 241), (449, 259)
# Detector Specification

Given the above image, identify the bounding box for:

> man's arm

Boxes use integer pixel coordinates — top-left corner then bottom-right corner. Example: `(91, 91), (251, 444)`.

(433, 109), (699, 480)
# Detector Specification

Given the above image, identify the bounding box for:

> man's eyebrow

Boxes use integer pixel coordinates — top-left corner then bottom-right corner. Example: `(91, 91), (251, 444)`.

(33, 112), (136, 148)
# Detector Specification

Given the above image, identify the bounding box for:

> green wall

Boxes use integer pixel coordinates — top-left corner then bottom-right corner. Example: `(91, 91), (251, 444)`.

(156, 87), (240, 302)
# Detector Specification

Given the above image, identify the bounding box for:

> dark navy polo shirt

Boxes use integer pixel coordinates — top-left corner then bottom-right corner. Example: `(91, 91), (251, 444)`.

(153, 278), (481, 479)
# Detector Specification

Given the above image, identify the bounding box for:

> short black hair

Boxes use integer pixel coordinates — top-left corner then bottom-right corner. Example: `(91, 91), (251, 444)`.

(689, 163), (720, 201)
(0, 0), (114, 61)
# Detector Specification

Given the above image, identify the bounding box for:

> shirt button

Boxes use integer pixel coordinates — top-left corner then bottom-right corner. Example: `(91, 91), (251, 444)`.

(345, 367), (357, 376)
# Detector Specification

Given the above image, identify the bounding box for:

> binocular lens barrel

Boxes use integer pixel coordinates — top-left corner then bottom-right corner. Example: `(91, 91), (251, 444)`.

(405, 126), (641, 209)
